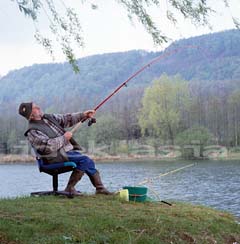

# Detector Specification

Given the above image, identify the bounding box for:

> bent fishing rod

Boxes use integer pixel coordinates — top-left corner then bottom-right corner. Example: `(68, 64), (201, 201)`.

(71, 44), (204, 134)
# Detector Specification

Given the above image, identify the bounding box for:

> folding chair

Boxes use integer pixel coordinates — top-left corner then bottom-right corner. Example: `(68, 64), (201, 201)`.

(31, 156), (77, 197)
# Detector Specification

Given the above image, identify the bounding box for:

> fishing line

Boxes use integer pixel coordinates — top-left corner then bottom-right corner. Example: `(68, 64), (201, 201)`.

(137, 163), (195, 185)
(137, 163), (195, 205)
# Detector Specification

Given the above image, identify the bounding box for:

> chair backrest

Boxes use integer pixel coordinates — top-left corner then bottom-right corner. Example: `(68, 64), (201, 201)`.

(36, 157), (43, 171)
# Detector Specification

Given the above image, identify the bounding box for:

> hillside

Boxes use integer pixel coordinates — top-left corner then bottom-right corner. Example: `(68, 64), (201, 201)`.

(0, 29), (240, 109)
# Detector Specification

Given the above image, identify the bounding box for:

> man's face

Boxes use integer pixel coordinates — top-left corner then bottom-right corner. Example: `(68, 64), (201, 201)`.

(30, 103), (43, 120)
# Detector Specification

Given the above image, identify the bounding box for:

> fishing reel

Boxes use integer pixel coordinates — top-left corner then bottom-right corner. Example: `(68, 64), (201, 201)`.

(88, 117), (96, 126)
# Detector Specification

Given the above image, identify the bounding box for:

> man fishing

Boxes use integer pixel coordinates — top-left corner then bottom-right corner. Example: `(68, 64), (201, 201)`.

(18, 102), (112, 196)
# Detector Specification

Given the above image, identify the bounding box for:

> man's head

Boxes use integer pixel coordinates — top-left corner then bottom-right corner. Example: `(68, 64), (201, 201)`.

(19, 102), (43, 120)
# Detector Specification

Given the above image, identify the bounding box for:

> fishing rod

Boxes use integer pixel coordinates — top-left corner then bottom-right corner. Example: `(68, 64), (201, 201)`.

(71, 44), (203, 134)
(137, 163), (195, 185)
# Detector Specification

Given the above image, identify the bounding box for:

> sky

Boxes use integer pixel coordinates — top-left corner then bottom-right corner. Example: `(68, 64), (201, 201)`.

(0, 0), (239, 77)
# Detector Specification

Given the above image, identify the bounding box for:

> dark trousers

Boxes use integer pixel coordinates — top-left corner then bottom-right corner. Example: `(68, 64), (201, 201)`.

(66, 150), (97, 176)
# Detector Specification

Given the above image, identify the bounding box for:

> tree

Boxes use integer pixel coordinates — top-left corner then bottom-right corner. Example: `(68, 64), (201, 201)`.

(92, 114), (122, 154)
(105, 88), (143, 150)
(176, 126), (213, 158)
(138, 74), (189, 145)
(228, 90), (240, 147)
(13, 0), (239, 71)
(7, 130), (17, 153)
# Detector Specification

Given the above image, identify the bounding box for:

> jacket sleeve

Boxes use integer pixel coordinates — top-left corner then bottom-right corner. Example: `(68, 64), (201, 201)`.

(52, 112), (86, 128)
(27, 129), (68, 154)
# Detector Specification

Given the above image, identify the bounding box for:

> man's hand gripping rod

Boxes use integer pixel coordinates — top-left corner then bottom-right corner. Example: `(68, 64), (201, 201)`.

(70, 115), (96, 134)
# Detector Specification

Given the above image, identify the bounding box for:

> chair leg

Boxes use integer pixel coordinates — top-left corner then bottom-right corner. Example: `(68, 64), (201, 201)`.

(31, 174), (59, 196)
(53, 174), (58, 192)
(31, 173), (74, 198)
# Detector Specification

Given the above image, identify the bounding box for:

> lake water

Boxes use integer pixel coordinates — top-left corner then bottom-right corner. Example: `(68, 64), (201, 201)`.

(0, 160), (239, 218)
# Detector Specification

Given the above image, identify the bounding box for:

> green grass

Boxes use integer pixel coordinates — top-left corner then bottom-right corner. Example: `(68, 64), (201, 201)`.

(0, 195), (239, 244)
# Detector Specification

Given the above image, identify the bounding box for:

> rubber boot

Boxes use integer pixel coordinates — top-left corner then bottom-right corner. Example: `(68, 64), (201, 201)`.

(64, 169), (84, 196)
(89, 171), (113, 195)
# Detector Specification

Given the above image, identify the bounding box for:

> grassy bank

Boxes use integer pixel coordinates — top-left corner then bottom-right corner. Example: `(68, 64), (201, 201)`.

(0, 196), (239, 244)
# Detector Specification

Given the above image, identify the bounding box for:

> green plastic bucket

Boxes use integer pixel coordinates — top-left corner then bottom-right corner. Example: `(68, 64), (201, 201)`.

(123, 186), (148, 202)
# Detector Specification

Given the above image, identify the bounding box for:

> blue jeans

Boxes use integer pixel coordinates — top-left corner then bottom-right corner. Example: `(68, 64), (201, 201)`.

(66, 150), (97, 176)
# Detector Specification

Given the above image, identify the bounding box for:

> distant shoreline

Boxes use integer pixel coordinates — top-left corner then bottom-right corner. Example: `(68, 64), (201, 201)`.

(0, 154), (178, 164)
(0, 153), (239, 164)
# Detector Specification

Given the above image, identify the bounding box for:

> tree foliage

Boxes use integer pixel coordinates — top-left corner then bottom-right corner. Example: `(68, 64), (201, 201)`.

(13, 0), (238, 71)
(176, 126), (213, 146)
(175, 126), (213, 157)
(92, 115), (122, 146)
(138, 73), (189, 144)
(227, 90), (240, 146)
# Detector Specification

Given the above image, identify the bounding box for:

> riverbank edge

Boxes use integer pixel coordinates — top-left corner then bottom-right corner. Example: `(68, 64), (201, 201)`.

(0, 154), (176, 164)
(0, 153), (240, 164)
(0, 196), (239, 243)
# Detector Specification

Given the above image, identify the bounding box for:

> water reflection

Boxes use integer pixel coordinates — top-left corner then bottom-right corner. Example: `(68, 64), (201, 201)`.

(0, 160), (239, 217)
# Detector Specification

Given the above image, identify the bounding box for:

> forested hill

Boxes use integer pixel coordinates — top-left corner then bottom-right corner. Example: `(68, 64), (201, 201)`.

(0, 29), (240, 108)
